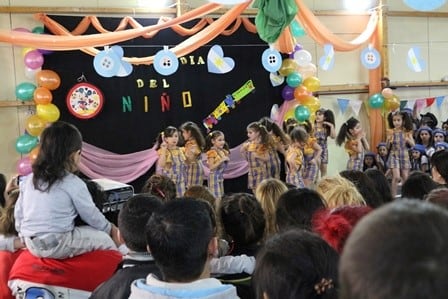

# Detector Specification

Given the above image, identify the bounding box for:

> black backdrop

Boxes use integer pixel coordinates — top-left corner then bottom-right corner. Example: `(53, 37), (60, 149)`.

(43, 16), (283, 192)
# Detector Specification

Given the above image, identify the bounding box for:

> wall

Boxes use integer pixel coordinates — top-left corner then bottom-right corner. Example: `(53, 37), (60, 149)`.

(1, 0), (448, 183)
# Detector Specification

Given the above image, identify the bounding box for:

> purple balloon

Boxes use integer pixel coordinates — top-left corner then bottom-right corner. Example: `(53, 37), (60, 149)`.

(16, 156), (32, 175)
(38, 48), (53, 55)
(24, 50), (44, 69)
(288, 44), (304, 58)
(282, 85), (295, 101)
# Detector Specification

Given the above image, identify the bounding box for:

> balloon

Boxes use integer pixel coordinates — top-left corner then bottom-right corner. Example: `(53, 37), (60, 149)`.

(368, 93), (385, 109)
(278, 59), (298, 77)
(288, 44), (303, 58)
(15, 82), (36, 101)
(294, 50), (312, 67)
(24, 50), (44, 70)
(300, 96), (321, 113)
(22, 47), (35, 57)
(36, 70), (61, 90)
(294, 105), (311, 122)
(286, 72), (303, 88)
(33, 87), (53, 105)
(381, 87), (394, 99)
(282, 85), (295, 101)
(29, 146), (40, 162)
(25, 115), (47, 136)
(15, 134), (38, 154)
(294, 85), (309, 100)
(16, 157), (33, 175)
(290, 20), (306, 37)
(297, 63), (317, 79)
(284, 104), (299, 121)
(13, 27), (31, 33)
(32, 26), (44, 34)
(24, 66), (41, 80)
(303, 76), (321, 92)
(384, 95), (400, 111)
(36, 104), (60, 122)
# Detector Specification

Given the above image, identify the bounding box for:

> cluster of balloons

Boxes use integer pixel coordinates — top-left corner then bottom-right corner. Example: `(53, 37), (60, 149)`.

(368, 87), (400, 112)
(279, 45), (321, 123)
(14, 26), (61, 176)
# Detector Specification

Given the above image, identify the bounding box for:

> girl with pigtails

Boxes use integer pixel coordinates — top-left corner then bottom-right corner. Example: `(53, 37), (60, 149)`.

(179, 121), (206, 188)
(204, 130), (230, 199)
(386, 111), (415, 197)
(298, 120), (322, 188)
(156, 126), (186, 197)
(314, 108), (336, 178)
(259, 116), (290, 180)
(336, 117), (369, 171)
(285, 126), (307, 188)
(241, 121), (271, 193)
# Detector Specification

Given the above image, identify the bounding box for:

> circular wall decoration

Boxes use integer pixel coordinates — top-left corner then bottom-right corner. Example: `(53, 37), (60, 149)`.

(66, 82), (104, 119)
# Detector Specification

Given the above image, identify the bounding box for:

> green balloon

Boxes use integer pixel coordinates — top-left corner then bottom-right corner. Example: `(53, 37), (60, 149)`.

(32, 26), (45, 34)
(294, 105), (310, 122)
(368, 93), (385, 109)
(15, 134), (38, 154)
(15, 82), (36, 101)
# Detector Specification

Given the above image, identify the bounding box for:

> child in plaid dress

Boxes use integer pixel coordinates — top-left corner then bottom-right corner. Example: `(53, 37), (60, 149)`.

(241, 122), (271, 193)
(336, 117), (369, 171)
(205, 131), (230, 199)
(299, 121), (322, 188)
(156, 126), (186, 197)
(314, 108), (336, 178)
(375, 142), (390, 175)
(285, 127), (307, 188)
(180, 121), (205, 188)
(386, 111), (415, 197)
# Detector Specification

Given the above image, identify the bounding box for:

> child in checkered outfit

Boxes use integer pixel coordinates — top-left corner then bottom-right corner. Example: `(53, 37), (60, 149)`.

(205, 131), (230, 199)
(180, 121), (205, 188)
(336, 117), (369, 171)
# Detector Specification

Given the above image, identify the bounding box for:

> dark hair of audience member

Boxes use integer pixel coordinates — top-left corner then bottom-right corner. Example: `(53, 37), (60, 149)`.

(0, 189), (20, 235)
(145, 198), (214, 282)
(253, 229), (339, 299)
(184, 185), (217, 209)
(0, 173), (6, 208)
(118, 194), (163, 252)
(425, 187), (448, 209)
(339, 170), (384, 208)
(312, 205), (372, 253)
(141, 174), (176, 201)
(276, 188), (325, 231)
(364, 168), (394, 204)
(401, 171), (439, 200)
(431, 150), (448, 185)
(340, 200), (448, 299)
(219, 193), (265, 256)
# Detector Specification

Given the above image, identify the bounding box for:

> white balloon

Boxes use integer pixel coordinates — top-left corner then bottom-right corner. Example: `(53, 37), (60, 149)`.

(24, 66), (41, 80)
(294, 50), (312, 67)
(297, 63), (317, 79)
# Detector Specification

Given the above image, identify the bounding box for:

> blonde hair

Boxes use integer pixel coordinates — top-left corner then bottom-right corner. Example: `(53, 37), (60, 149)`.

(255, 178), (288, 239)
(0, 189), (20, 235)
(316, 175), (366, 209)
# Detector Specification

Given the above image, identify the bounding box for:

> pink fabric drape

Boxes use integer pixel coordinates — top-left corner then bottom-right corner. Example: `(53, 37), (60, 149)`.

(79, 142), (248, 183)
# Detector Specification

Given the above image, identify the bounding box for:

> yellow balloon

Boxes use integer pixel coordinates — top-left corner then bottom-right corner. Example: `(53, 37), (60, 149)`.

(278, 59), (299, 77)
(284, 104), (299, 122)
(25, 114), (46, 136)
(384, 95), (400, 111)
(36, 104), (60, 122)
(300, 96), (321, 113)
(303, 76), (321, 92)
(22, 47), (35, 57)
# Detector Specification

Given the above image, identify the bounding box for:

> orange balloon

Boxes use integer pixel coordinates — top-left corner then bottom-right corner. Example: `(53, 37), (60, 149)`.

(36, 70), (61, 90)
(384, 95), (400, 111)
(294, 85), (309, 101)
(303, 76), (320, 92)
(300, 96), (321, 113)
(33, 87), (53, 105)
(29, 146), (40, 162)
(25, 114), (46, 136)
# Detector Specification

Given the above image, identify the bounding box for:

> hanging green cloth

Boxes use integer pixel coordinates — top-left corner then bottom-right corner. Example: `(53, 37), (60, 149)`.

(254, 0), (298, 44)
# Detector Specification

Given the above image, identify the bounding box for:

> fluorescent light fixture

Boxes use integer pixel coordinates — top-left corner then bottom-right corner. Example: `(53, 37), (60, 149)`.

(343, 0), (376, 11)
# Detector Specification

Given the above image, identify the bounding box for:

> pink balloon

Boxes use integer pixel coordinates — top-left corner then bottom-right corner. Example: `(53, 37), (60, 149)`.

(13, 27), (31, 33)
(24, 50), (44, 70)
(17, 156), (32, 175)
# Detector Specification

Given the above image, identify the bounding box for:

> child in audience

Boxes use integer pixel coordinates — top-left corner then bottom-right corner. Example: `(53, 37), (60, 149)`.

(314, 108), (336, 178)
(156, 126), (186, 197)
(434, 141), (448, 152)
(205, 130), (230, 199)
(316, 175), (366, 209)
(375, 142), (389, 174)
(362, 152), (378, 171)
(336, 117), (369, 171)
(14, 121), (118, 259)
(180, 121), (205, 188)
(433, 128), (446, 145)
(386, 111), (415, 197)
(410, 144), (428, 172)
(140, 174), (176, 201)
(285, 126), (307, 188)
(241, 122), (270, 192)
(415, 126), (435, 158)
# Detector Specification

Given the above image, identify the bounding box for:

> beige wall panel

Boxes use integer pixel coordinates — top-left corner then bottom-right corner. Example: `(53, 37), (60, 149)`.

(388, 42), (429, 81)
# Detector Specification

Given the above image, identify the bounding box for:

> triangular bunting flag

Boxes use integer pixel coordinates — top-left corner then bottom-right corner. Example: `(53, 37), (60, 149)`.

(436, 96), (445, 108)
(415, 99), (427, 111)
(350, 100), (363, 116)
(426, 97), (435, 107)
(405, 99), (416, 110)
(400, 100), (408, 110)
(337, 98), (350, 114)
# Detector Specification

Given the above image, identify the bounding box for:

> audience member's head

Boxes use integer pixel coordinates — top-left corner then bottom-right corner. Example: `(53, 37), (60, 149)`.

(364, 168), (394, 204)
(255, 178), (288, 238)
(118, 194), (163, 252)
(340, 200), (448, 299)
(401, 171), (438, 200)
(312, 205), (373, 253)
(0, 188), (20, 236)
(276, 188), (325, 231)
(431, 150), (448, 185)
(339, 170), (384, 208)
(0, 173), (6, 208)
(316, 175), (366, 209)
(184, 185), (217, 209)
(219, 193), (265, 253)
(141, 174), (176, 201)
(425, 187), (448, 209)
(145, 198), (215, 282)
(253, 229), (339, 299)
